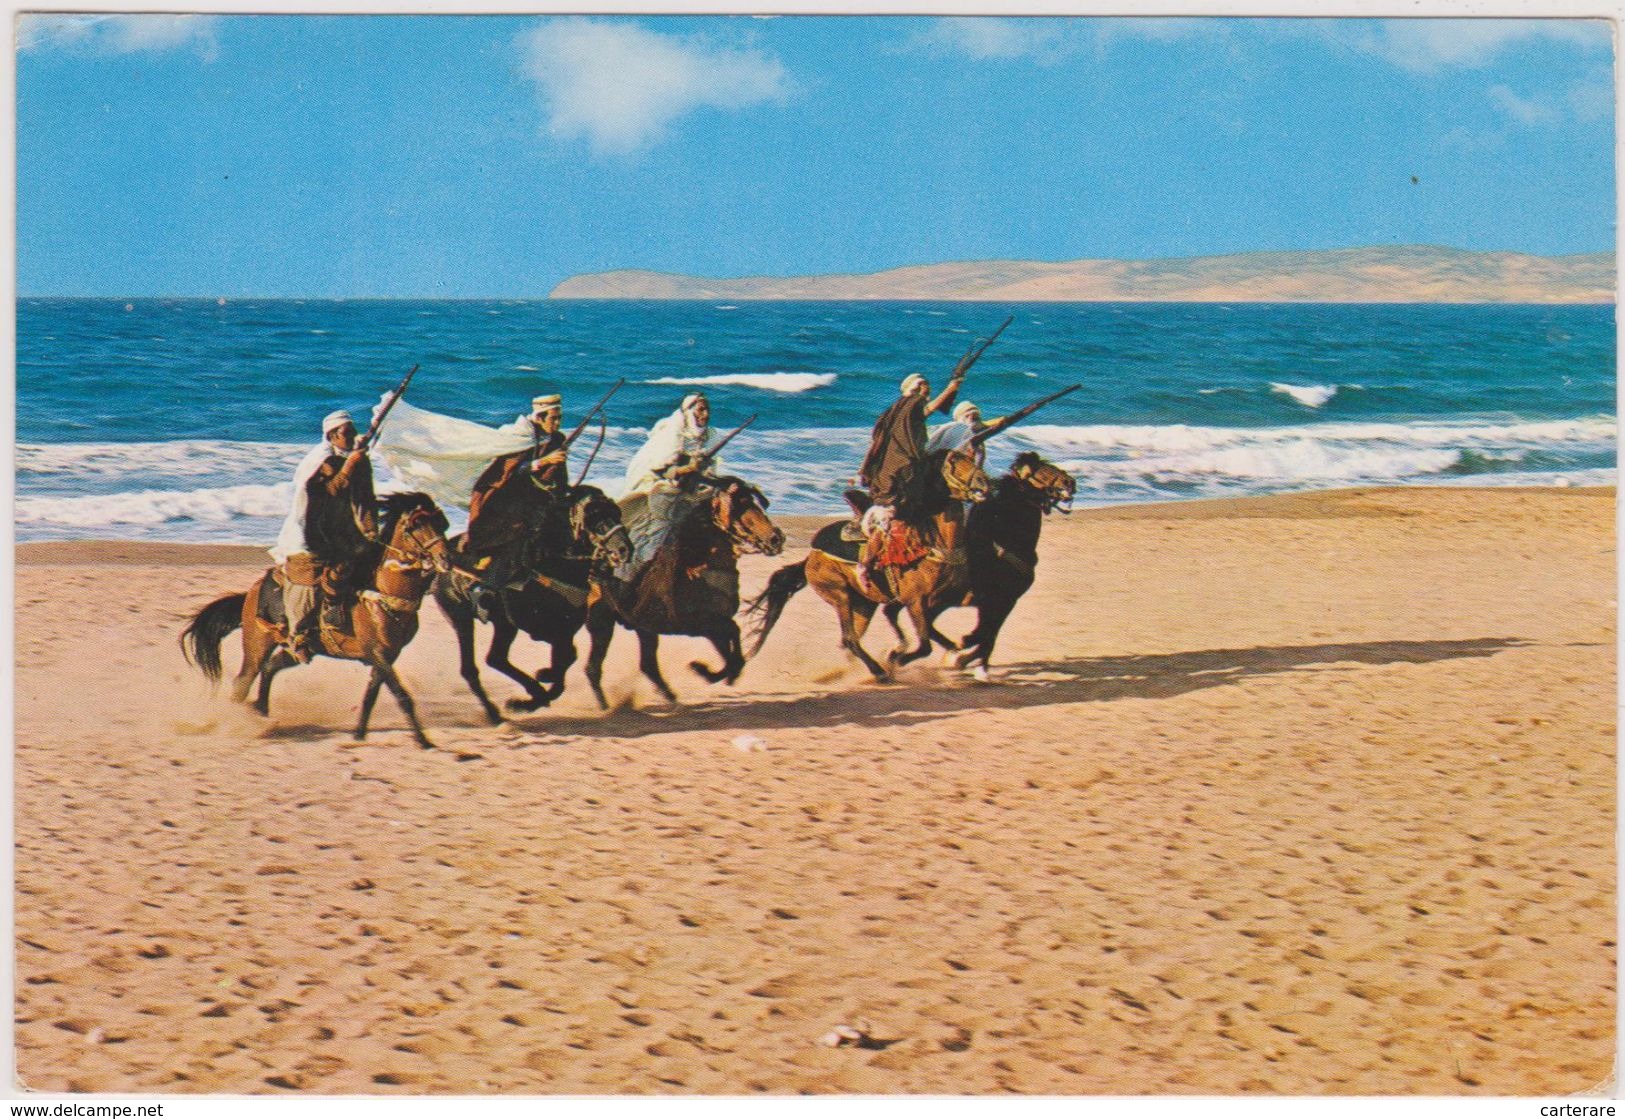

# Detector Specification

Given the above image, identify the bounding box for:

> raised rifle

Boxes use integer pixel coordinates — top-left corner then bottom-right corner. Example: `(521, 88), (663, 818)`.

(357, 364), (419, 451)
(968, 382), (1083, 446)
(948, 315), (1014, 381)
(560, 378), (625, 453)
(574, 416), (609, 486)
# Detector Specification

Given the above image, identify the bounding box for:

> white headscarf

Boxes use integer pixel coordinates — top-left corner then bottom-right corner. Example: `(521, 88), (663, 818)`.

(623, 395), (720, 497)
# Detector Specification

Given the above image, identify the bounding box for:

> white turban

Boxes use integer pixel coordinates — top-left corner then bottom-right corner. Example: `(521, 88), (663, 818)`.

(900, 374), (926, 396)
(681, 392), (706, 412)
(953, 401), (980, 422)
(322, 410), (353, 436)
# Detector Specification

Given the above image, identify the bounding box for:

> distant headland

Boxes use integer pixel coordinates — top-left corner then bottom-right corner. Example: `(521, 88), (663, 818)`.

(549, 245), (1615, 304)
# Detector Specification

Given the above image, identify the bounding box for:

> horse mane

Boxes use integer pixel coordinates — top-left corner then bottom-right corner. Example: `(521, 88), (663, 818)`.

(376, 491), (447, 544)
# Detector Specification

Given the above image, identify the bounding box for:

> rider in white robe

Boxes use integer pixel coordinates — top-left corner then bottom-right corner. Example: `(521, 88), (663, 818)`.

(621, 393), (724, 570)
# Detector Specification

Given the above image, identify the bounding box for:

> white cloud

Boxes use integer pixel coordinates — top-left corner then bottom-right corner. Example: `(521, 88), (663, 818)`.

(1337, 19), (1607, 73)
(18, 14), (218, 59)
(914, 17), (1071, 62)
(516, 19), (788, 156)
(1486, 83), (1562, 125)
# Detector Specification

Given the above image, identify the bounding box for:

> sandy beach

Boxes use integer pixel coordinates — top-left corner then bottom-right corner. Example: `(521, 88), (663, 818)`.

(14, 485), (1615, 1095)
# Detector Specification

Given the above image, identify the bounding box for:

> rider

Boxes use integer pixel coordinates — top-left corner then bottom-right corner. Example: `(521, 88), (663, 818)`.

(464, 393), (570, 620)
(855, 370), (964, 588)
(270, 409), (378, 662)
(926, 399), (1003, 467)
(621, 392), (724, 569)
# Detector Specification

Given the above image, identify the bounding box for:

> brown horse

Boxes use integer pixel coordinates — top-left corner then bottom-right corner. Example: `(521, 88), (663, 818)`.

(882, 451), (1076, 680)
(746, 448), (990, 681)
(180, 492), (454, 749)
(584, 476), (784, 707)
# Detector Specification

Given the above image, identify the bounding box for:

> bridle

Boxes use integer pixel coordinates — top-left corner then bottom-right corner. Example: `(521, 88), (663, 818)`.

(567, 492), (631, 566)
(1014, 459), (1076, 514)
(943, 450), (992, 504)
(379, 507), (450, 574)
(713, 483), (779, 555)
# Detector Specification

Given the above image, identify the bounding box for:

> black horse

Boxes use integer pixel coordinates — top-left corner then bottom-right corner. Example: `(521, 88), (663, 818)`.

(881, 451), (1075, 679)
(434, 484), (631, 723)
(585, 475), (784, 708)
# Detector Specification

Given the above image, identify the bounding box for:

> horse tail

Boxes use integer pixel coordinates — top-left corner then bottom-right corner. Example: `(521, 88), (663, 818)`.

(180, 593), (246, 682)
(743, 560), (808, 658)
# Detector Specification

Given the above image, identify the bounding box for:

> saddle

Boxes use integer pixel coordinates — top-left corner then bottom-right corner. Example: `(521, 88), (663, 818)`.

(866, 521), (929, 570)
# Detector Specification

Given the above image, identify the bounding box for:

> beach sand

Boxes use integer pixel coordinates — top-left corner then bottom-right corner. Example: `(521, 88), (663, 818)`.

(14, 486), (1615, 1095)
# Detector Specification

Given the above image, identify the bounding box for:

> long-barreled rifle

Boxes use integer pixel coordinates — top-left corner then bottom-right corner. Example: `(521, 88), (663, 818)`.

(560, 378), (625, 453)
(967, 382), (1083, 446)
(574, 417), (609, 486)
(357, 364), (419, 451)
(948, 315), (1014, 381)
(692, 413), (756, 470)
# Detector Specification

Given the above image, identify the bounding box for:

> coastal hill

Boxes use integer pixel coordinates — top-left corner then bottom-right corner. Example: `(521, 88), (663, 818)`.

(549, 245), (1615, 303)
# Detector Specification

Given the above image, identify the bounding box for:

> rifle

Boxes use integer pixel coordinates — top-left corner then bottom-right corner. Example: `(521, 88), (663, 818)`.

(560, 378), (625, 453)
(968, 382), (1082, 446)
(690, 414), (756, 472)
(574, 416), (609, 486)
(357, 364), (419, 451)
(948, 315), (1014, 381)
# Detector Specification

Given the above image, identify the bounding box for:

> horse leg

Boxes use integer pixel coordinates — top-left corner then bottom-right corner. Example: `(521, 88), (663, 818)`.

(252, 647), (298, 717)
(448, 587), (503, 725)
(636, 630), (678, 705)
(840, 594), (891, 681)
(584, 603), (616, 711)
(957, 596), (1017, 680)
(888, 598), (935, 668)
(484, 621), (551, 713)
(689, 619), (745, 685)
(542, 635), (577, 702)
(354, 668), (386, 741)
(231, 619), (278, 706)
(369, 657), (435, 750)
(881, 602), (907, 646)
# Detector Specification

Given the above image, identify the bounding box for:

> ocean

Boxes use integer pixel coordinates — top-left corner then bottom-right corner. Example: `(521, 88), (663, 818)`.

(16, 298), (1617, 544)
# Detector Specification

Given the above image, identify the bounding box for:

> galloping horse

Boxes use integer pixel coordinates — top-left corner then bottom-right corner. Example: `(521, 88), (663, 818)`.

(180, 492), (453, 749)
(882, 451), (1076, 679)
(434, 484), (632, 723)
(746, 448), (991, 681)
(585, 476), (784, 707)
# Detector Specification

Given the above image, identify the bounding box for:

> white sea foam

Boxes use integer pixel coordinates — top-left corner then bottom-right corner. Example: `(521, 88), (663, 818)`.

(17, 440), (307, 478)
(16, 482), (295, 528)
(1271, 382), (1339, 408)
(644, 372), (837, 393)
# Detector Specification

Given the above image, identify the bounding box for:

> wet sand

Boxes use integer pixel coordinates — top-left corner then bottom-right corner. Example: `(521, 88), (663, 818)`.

(14, 486), (1616, 1094)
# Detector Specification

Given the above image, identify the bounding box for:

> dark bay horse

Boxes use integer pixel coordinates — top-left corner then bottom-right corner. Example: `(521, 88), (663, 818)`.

(433, 484), (631, 723)
(180, 492), (454, 749)
(883, 451), (1076, 680)
(745, 448), (990, 681)
(584, 476), (784, 707)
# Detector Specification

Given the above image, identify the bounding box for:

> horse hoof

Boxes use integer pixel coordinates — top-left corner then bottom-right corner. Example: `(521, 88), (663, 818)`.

(970, 664), (990, 683)
(504, 697), (547, 713)
(455, 751), (483, 763)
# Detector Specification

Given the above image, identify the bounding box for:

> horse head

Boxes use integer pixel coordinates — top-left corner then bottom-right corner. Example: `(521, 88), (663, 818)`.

(940, 448), (993, 505)
(711, 476), (785, 556)
(378, 492), (453, 575)
(568, 485), (633, 569)
(1010, 451), (1076, 514)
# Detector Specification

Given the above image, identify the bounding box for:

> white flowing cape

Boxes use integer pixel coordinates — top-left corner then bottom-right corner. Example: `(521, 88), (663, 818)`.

(269, 440), (336, 564)
(369, 398), (535, 512)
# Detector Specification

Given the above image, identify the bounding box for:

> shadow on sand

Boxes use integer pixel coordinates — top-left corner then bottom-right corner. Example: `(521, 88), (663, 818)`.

(469, 635), (1529, 742)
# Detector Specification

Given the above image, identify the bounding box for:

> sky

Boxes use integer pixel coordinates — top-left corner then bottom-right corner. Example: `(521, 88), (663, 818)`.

(15, 14), (1617, 297)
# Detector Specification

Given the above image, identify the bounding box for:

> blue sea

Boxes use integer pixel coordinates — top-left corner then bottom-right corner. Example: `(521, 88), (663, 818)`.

(16, 298), (1617, 543)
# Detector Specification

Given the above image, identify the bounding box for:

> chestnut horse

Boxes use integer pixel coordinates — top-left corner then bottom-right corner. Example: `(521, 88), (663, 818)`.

(585, 476), (784, 707)
(180, 492), (453, 749)
(433, 484), (632, 723)
(745, 448), (990, 681)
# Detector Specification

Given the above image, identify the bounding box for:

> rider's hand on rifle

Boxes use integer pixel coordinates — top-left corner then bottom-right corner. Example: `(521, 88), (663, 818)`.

(533, 448), (567, 471)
